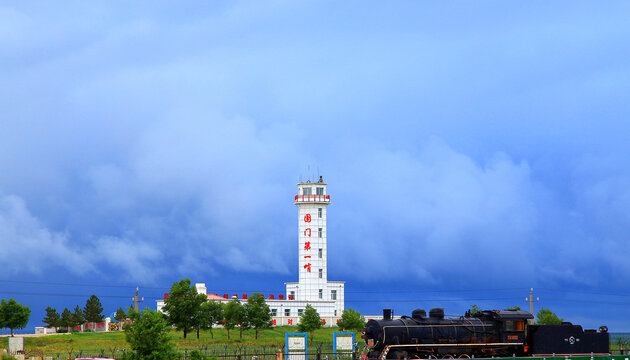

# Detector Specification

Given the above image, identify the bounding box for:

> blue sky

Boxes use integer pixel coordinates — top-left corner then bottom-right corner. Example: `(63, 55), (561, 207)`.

(2, 1), (630, 333)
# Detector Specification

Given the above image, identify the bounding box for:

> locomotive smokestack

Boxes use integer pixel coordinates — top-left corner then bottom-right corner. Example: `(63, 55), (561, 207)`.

(383, 309), (392, 320)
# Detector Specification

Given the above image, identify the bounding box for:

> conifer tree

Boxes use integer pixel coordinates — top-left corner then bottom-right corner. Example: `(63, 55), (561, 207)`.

(84, 295), (105, 323)
(42, 306), (61, 329)
(73, 305), (85, 329)
(61, 308), (73, 331)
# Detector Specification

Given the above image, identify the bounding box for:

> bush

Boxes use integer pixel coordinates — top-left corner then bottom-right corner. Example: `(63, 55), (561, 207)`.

(189, 350), (206, 360)
(125, 308), (176, 360)
(2, 354), (18, 360)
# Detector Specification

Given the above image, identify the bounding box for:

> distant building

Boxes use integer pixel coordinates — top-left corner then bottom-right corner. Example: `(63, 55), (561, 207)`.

(157, 177), (345, 326)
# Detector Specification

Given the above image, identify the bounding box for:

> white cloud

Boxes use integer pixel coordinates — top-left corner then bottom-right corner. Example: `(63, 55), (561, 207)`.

(330, 138), (540, 284)
(0, 193), (92, 274)
(93, 236), (164, 283)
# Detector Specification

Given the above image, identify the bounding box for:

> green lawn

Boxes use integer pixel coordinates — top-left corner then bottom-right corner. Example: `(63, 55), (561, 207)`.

(1, 327), (360, 355)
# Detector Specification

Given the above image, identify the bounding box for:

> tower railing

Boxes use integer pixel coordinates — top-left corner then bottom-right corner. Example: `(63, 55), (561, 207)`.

(294, 194), (331, 203)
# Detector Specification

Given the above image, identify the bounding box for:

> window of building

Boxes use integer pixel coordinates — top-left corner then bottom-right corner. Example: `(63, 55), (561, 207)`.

(298, 309), (304, 316)
(319, 289), (323, 299)
(334, 310), (337, 316)
(318, 208), (322, 218)
(319, 268), (323, 278)
(316, 187), (324, 195)
(318, 228), (322, 237)
(331, 290), (337, 300)
(290, 291), (295, 300)
(318, 248), (322, 258)
(271, 309), (277, 317)
(285, 308), (291, 316)
(303, 187), (312, 195)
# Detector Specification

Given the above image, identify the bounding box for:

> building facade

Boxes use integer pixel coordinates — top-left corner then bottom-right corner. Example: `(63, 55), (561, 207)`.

(157, 177), (345, 326)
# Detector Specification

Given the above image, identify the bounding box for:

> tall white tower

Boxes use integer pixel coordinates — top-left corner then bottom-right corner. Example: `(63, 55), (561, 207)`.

(295, 176), (330, 300)
(285, 175), (344, 318)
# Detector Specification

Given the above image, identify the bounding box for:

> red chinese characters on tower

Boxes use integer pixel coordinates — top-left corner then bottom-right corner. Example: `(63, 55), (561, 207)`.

(303, 228), (311, 237)
(288, 319), (293, 325)
(304, 263), (312, 272)
(304, 241), (311, 250)
(304, 214), (311, 223)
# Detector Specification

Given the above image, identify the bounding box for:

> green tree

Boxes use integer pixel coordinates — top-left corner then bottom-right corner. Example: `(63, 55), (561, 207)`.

(115, 307), (127, 324)
(124, 308), (176, 360)
(245, 293), (272, 339)
(506, 306), (522, 311)
(0, 299), (31, 336)
(297, 304), (322, 342)
(191, 297), (209, 340)
(198, 301), (224, 339)
(466, 304), (482, 317)
(72, 305), (85, 329)
(223, 299), (246, 340)
(60, 308), (73, 331)
(536, 308), (563, 325)
(162, 278), (206, 339)
(83, 295), (105, 323)
(42, 306), (60, 329)
(337, 308), (365, 332)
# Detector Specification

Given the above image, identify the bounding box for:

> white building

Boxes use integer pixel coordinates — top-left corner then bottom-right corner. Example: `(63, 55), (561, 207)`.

(157, 177), (345, 326)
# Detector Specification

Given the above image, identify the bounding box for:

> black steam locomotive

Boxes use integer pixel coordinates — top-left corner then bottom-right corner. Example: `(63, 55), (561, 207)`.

(363, 308), (609, 359)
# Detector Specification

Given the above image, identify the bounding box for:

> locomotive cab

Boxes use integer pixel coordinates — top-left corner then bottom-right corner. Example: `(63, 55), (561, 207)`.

(490, 310), (533, 349)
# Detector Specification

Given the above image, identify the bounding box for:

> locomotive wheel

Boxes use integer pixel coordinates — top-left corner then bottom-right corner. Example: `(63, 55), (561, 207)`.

(457, 355), (471, 359)
(441, 355), (454, 359)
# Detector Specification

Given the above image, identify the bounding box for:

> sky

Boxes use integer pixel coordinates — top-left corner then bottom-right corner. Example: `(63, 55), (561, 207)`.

(1, 1), (630, 333)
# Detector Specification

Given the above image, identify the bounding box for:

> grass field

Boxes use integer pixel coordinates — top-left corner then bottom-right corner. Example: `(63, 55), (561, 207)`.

(3, 329), (626, 358)
(0, 326), (360, 356)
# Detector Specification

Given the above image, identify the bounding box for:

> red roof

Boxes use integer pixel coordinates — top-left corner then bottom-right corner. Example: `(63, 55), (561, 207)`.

(207, 294), (225, 300)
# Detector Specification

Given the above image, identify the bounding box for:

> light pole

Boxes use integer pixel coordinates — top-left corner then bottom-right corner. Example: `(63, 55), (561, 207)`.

(525, 288), (539, 324)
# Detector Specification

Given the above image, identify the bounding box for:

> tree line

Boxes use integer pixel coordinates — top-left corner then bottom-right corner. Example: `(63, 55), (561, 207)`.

(162, 278), (366, 340)
(42, 294), (131, 332)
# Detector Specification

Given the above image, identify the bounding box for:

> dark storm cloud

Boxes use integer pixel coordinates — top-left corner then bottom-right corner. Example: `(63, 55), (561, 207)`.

(2, 0), (630, 330)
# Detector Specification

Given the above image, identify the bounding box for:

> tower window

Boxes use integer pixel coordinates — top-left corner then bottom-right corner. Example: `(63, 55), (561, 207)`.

(271, 309), (277, 316)
(318, 248), (322, 258)
(335, 310), (337, 316)
(303, 187), (312, 195)
(319, 289), (323, 299)
(331, 290), (337, 300)
(318, 228), (322, 237)
(319, 268), (323, 278)
(316, 187), (324, 195)
(298, 308), (304, 316)
(285, 308), (291, 316)
(318, 208), (322, 218)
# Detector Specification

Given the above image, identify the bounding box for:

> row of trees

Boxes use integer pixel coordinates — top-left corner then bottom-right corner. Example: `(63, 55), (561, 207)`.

(0, 298), (31, 336)
(162, 279), (366, 340)
(42, 294), (106, 331)
(162, 279), (272, 339)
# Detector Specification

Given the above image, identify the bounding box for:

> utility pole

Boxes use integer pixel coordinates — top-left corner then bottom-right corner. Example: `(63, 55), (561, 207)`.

(525, 288), (539, 324)
(133, 287), (144, 311)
